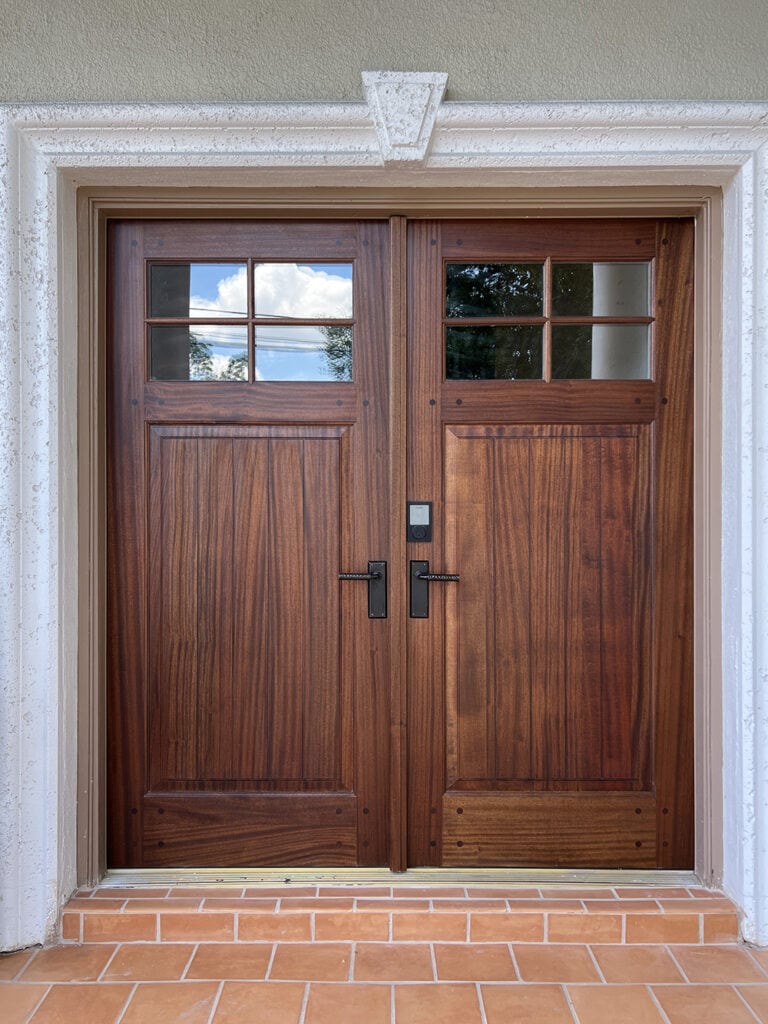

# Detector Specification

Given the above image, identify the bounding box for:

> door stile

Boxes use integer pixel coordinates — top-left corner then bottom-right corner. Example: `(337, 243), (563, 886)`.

(106, 221), (148, 866)
(388, 215), (408, 871)
(652, 219), (694, 867)
(406, 220), (446, 865)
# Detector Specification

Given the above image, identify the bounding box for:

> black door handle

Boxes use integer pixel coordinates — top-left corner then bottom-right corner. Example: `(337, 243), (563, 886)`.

(339, 561), (387, 619)
(410, 560), (460, 618)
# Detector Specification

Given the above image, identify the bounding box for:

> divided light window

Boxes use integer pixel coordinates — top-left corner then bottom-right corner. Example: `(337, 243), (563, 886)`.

(445, 261), (652, 381)
(147, 261), (354, 382)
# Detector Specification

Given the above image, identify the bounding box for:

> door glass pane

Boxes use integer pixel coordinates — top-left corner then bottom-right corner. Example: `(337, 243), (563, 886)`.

(552, 263), (650, 317)
(149, 263), (247, 318)
(149, 326), (248, 380)
(254, 263), (353, 319)
(255, 325), (352, 381)
(446, 325), (543, 380)
(446, 263), (544, 317)
(552, 324), (650, 379)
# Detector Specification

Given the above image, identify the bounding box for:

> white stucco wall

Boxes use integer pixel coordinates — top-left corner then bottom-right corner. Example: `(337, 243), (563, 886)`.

(1, 0), (767, 103)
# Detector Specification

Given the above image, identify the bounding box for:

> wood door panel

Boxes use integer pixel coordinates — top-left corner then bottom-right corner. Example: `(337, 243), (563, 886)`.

(408, 217), (693, 869)
(442, 793), (656, 868)
(108, 218), (392, 867)
(143, 794), (357, 867)
(443, 424), (651, 791)
(147, 425), (347, 790)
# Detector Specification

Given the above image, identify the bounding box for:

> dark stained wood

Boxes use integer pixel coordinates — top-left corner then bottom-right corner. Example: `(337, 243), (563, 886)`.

(108, 219), (391, 867)
(144, 382), (357, 423)
(144, 794), (357, 866)
(388, 216), (409, 871)
(653, 219), (695, 868)
(139, 219), (360, 259)
(408, 217), (694, 868)
(302, 439), (342, 781)
(110, 214), (693, 872)
(349, 220), (392, 864)
(444, 433), (494, 785)
(406, 220), (445, 867)
(442, 793), (656, 868)
(442, 380), (656, 424)
(147, 434), (200, 786)
(197, 437), (235, 780)
(439, 218), (656, 259)
(107, 222), (148, 866)
(231, 439), (271, 780)
(492, 439), (533, 782)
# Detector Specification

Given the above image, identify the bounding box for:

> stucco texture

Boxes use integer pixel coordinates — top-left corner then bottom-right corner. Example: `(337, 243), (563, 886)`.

(1, 0), (766, 103)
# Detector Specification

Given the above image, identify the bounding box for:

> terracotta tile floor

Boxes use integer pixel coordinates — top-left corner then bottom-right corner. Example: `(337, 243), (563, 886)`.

(3, 883), (768, 1022)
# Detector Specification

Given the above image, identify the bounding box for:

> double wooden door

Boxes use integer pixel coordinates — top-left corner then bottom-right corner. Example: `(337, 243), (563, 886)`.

(107, 216), (693, 869)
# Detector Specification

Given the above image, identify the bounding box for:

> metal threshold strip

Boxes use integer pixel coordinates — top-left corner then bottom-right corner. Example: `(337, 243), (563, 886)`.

(102, 867), (701, 888)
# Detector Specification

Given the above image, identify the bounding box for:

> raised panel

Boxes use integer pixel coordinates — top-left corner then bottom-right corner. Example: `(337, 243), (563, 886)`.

(443, 793), (656, 868)
(144, 794), (357, 867)
(444, 424), (651, 791)
(147, 425), (348, 791)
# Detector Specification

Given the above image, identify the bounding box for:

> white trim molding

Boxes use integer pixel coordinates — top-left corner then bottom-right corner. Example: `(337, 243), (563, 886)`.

(1, 73), (767, 949)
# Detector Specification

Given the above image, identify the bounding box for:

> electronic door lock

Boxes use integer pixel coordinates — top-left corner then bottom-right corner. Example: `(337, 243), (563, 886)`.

(407, 501), (432, 543)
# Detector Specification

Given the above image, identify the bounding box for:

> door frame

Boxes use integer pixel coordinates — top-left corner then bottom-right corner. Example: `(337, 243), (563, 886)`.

(78, 186), (720, 885)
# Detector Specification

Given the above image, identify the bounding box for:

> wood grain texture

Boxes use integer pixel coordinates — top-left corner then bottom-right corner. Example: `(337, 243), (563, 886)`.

(442, 793), (656, 868)
(406, 221), (445, 866)
(143, 794), (357, 866)
(443, 425), (649, 793)
(652, 220), (695, 868)
(108, 220), (391, 867)
(439, 219), (656, 260)
(411, 217), (693, 869)
(110, 214), (693, 871)
(107, 221), (148, 865)
(388, 216), (409, 871)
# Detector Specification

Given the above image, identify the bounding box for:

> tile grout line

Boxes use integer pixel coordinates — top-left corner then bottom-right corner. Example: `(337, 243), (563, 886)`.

(429, 942), (438, 982)
(181, 941), (200, 979)
(96, 942), (121, 981)
(475, 980), (489, 1024)
(665, 944), (694, 983)
(561, 982), (581, 1023)
(732, 983), (766, 1022)
(349, 941), (356, 982)
(112, 980), (138, 1024)
(585, 944), (607, 983)
(743, 946), (768, 979)
(204, 979), (225, 1024)
(296, 981), (310, 1024)
(21, 982), (51, 1024)
(264, 942), (278, 981)
(506, 943), (521, 982)
(645, 984), (674, 1024)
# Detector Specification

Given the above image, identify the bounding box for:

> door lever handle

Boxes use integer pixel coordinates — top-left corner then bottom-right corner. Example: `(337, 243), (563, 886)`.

(410, 560), (459, 618)
(339, 561), (387, 619)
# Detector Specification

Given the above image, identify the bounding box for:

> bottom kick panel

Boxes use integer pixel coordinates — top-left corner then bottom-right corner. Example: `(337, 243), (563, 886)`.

(442, 792), (656, 868)
(141, 793), (358, 867)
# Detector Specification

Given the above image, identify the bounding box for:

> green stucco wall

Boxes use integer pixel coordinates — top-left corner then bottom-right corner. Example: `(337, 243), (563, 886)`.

(2, 0), (766, 103)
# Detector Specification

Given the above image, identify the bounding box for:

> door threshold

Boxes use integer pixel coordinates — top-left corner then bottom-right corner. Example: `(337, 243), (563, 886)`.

(102, 867), (701, 888)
